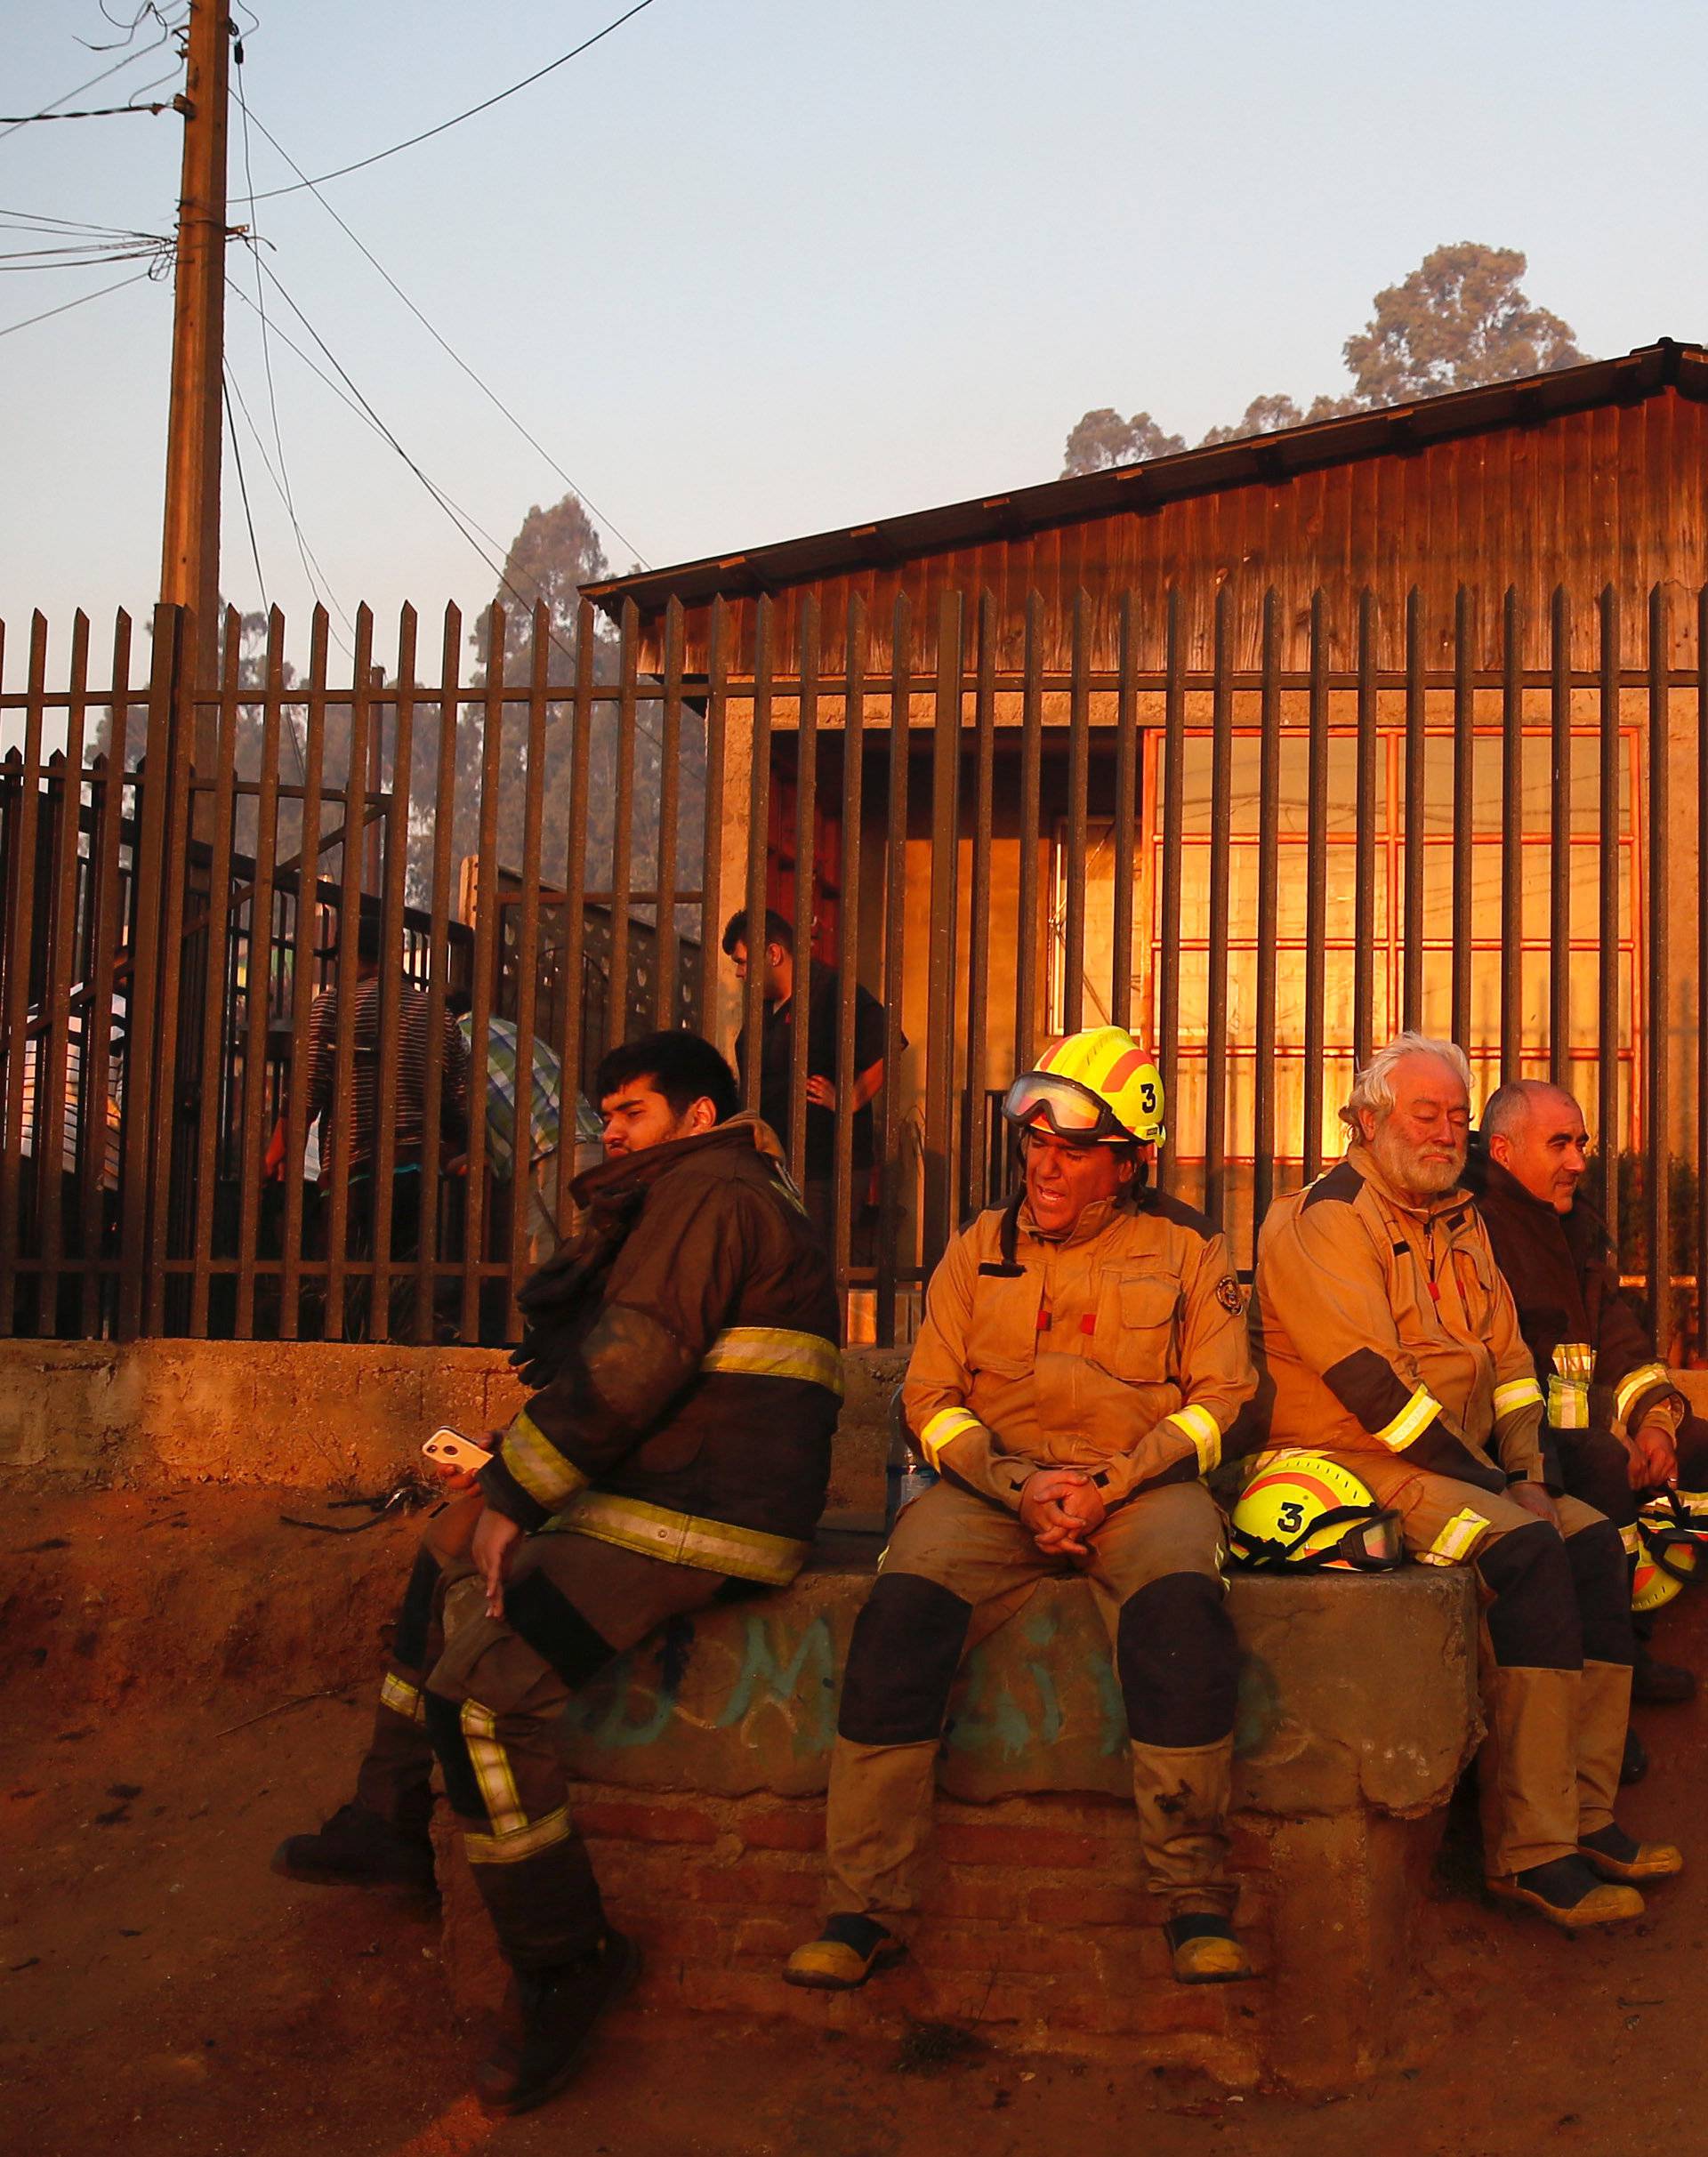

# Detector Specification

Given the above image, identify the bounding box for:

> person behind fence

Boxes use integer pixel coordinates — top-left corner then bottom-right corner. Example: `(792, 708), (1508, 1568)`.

(272, 1029), (842, 2118)
(1253, 1032), (1681, 1930)
(720, 906), (890, 1246)
(264, 912), (471, 1336)
(783, 1025), (1261, 1994)
(1470, 1077), (1708, 1719)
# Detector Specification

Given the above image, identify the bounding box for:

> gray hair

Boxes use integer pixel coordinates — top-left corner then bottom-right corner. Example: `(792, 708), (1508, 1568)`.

(1339, 1032), (1472, 1137)
(1482, 1078), (1580, 1144)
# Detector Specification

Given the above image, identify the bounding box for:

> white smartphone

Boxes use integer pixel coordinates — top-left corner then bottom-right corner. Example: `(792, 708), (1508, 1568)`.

(422, 1427), (491, 1475)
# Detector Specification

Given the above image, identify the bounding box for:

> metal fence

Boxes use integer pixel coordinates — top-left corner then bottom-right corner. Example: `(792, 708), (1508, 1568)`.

(1, 584), (1703, 1353)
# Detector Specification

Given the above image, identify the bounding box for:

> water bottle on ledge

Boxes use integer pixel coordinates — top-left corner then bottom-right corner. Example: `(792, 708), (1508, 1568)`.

(885, 1392), (939, 1531)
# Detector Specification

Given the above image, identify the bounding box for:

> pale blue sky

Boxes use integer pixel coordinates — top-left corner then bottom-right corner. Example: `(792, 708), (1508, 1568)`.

(4, 0), (1705, 673)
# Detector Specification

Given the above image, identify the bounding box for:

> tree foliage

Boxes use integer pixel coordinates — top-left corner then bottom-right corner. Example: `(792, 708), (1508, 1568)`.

(1062, 407), (1187, 476)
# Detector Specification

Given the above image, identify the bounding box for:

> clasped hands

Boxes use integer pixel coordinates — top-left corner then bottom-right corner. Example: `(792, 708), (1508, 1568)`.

(1018, 1467), (1105, 1560)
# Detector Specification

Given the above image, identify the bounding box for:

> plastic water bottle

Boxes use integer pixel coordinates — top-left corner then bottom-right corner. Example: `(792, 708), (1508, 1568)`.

(885, 1412), (939, 1531)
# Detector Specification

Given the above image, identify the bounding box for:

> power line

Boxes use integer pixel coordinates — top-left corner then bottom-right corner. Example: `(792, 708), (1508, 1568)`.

(0, 266), (154, 340)
(0, 13), (177, 144)
(238, 94), (650, 569)
(222, 350), (355, 668)
(250, 0), (657, 201)
(222, 366), (269, 611)
(0, 101), (171, 125)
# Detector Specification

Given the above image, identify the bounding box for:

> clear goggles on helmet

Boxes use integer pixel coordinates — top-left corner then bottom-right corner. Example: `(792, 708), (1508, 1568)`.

(1003, 1070), (1132, 1146)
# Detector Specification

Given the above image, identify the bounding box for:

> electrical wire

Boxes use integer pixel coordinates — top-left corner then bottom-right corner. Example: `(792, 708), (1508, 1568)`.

(238, 95), (650, 569)
(0, 14), (176, 144)
(0, 101), (170, 124)
(222, 366), (270, 614)
(249, 0), (657, 201)
(0, 266), (153, 339)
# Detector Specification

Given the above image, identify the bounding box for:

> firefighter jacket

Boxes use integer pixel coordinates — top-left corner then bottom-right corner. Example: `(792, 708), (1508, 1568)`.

(1254, 1141), (1547, 1496)
(1469, 1154), (1682, 1442)
(902, 1185), (1259, 1511)
(478, 1116), (842, 1586)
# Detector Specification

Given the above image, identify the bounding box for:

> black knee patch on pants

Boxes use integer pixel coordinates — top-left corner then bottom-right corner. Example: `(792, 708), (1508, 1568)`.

(422, 1690), (484, 1821)
(1565, 1517), (1637, 1667)
(1559, 1431), (1640, 1528)
(837, 1573), (971, 1745)
(1476, 1520), (1583, 1670)
(392, 1546), (442, 1674)
(1116, 1572), (1239, 1747)
(504, 1568), (618, 1689)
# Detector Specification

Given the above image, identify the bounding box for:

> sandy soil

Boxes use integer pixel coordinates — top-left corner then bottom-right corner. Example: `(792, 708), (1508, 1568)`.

(4, 1485), (1704, 2157)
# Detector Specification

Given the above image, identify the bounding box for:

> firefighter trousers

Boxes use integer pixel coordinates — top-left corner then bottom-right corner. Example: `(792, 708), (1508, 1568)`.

(346, 1497), (727, 1972)
(823, 1477), (1241, 1924)
(1314, 1453), (1633, 1876)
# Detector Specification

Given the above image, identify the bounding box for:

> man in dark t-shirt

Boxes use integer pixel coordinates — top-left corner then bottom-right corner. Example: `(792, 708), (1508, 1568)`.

(721, 908), (890, 1243)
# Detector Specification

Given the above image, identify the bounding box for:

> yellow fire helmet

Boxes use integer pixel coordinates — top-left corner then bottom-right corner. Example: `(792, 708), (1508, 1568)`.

(1003, 1026), (1166, 1147)
(1229, 1453), (1403, 1572)
(1630, 1493), (1706, 1614)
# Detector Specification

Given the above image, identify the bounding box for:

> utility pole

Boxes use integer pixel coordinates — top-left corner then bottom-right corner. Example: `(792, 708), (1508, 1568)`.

(159, 0), (231, 706)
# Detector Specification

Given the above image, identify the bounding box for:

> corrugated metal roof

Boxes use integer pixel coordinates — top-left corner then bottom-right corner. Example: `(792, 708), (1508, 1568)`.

(586, 339), (1708, 622)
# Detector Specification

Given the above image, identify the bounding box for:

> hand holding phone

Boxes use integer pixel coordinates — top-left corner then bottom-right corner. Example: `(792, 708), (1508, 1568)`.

(422, 1427), (493, 1487)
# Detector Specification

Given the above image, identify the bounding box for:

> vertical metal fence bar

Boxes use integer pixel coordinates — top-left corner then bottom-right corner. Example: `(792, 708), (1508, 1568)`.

(0, 616), (47, 1335)
(415, 605), (461, 1342)
(553, 600), (596, 1239)
(1549, 586), (1573, 1087)
(832, 592), (867, 1301)
(1352, 590), (1378, 1069)
(923, 592), (964, 1273)
(81, 612), (133, 1338)
(324, 607), (375, 1339)
(504, 602), (551, 1334)
(37, 612), (92, 1332)
(1698, 585), (1708, 1355)
(1253, 588), (1281, 1233)
(787, 592), (820, 1193)
(1647, 584), (1672, 1355)
(1203, 584), (1234, 1225)
(695, 600), (729, 1041)
(187, 611), (240, 1336)
(1499, 587), (1523, 1083)
(651, 596), (684, 1032)
(1111, 592), (1138, 1035)
(369, 606), (416, 1342)
(1157, 589), (1185, 1194)
(1301, 593), (1329, 1183)
(1402, 588), (1425, 1033)
(740, 596), (774, 1118)
(964, 591), (996, 1211)
(461, 606), (506, 1343)
(1596, 587), (1621, 1282)
(1013, 591), (1043, 1077)
(235, 609), (284, 1339)
(278, 608), (330, 1341)
(875, 594), (911, 1344)
(141, 608), (199, 1338)
(1451, 588), (1476, 1054)
(607, 600), (640, 1052)
(1061, 589), (1091, 1036)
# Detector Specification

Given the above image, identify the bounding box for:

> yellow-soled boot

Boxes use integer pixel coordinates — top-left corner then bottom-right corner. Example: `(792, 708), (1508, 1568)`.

(1579, 1823), (1684, 1884)
(1486, 1855), (1644, 1929)
(783, 1913), (906, 1992)
(1164, 1913), (1253, 1985)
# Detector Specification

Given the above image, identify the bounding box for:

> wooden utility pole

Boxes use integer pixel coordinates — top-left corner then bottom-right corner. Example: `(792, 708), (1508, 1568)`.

(159, 0), (231, 702)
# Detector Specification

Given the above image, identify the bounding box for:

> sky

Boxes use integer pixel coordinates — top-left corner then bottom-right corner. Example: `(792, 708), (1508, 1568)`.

(4, 0), (1707, 684)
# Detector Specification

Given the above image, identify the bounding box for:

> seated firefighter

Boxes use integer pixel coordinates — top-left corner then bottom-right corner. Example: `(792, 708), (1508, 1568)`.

(784, 1026), (1261, 1992)
(274, 1030), (842, 2118)
(1471, 1078), (1708, 1713)
(1254, 1031), (1680, 1930)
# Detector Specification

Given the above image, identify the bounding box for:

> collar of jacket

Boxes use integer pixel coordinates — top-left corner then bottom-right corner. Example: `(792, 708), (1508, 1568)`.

(1015, 1187), (1146, 1250)
(568, 1112), (782, 1211)
(1343, 1139), (1471, 1224)
(1478, 1153), (1567, 1223)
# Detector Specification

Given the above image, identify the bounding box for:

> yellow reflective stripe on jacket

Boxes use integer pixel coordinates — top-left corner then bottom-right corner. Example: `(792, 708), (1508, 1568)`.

(1164, 1402), (1222, 1476)
(500, 1407), (590, 1512)
(920, 1405), (985, 1468)
(1374, 1383), (1441, 1452)
(1417, 1505), (1489, 1566)
(1615, 1361), (1672, 1424)
(464, 1806), (575, 1867)
(379, 1671), (425, 1725)
(700, 1325), (843, 1396)
(1492, 1376), (1544, 1421)
(549, 1490), (809, 1587)
(461, 1702), (526, 1837)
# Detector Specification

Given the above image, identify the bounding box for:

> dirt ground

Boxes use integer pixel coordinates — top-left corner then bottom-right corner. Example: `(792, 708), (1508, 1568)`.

(4, 1485), (1707, 2157)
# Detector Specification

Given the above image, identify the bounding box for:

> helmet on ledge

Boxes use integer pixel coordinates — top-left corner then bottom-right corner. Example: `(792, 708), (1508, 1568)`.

(1229, 1453), (1403, 1572)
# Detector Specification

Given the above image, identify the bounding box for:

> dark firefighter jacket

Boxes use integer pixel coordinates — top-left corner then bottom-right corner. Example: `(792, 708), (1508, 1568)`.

(1469, 1154), (1682, 1443)
(478, 1115), (842, 1586)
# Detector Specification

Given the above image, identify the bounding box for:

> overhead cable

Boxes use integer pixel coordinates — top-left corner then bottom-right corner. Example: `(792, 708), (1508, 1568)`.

(0, 267), (153, 340)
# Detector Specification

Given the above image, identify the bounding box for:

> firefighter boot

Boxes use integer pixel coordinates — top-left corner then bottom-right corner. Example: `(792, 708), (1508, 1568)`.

(270, 1801), (436, 1890)
(1578, 1823), (1684, 1883)
(784, 1913), (908, 1991)
(473, 1929), (642, 2118)
(1486, 1855), (1644, 1929)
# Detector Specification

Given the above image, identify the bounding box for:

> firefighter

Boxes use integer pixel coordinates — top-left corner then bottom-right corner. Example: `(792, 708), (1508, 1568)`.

(784, 1026), (1261, 1992)
(1254, 1032), (1681, 1930)
(274, 1030), (842, 2117)
(1471, 1078), (1708, 1715)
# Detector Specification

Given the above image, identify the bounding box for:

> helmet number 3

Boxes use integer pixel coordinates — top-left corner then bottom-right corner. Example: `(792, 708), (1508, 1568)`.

(1276, 1499), (1306, 1535)
(1140, 1081), (1157, 1114)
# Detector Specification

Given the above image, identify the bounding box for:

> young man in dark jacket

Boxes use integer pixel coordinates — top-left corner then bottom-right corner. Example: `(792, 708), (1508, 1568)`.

(275, 1030), (842, 2116)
